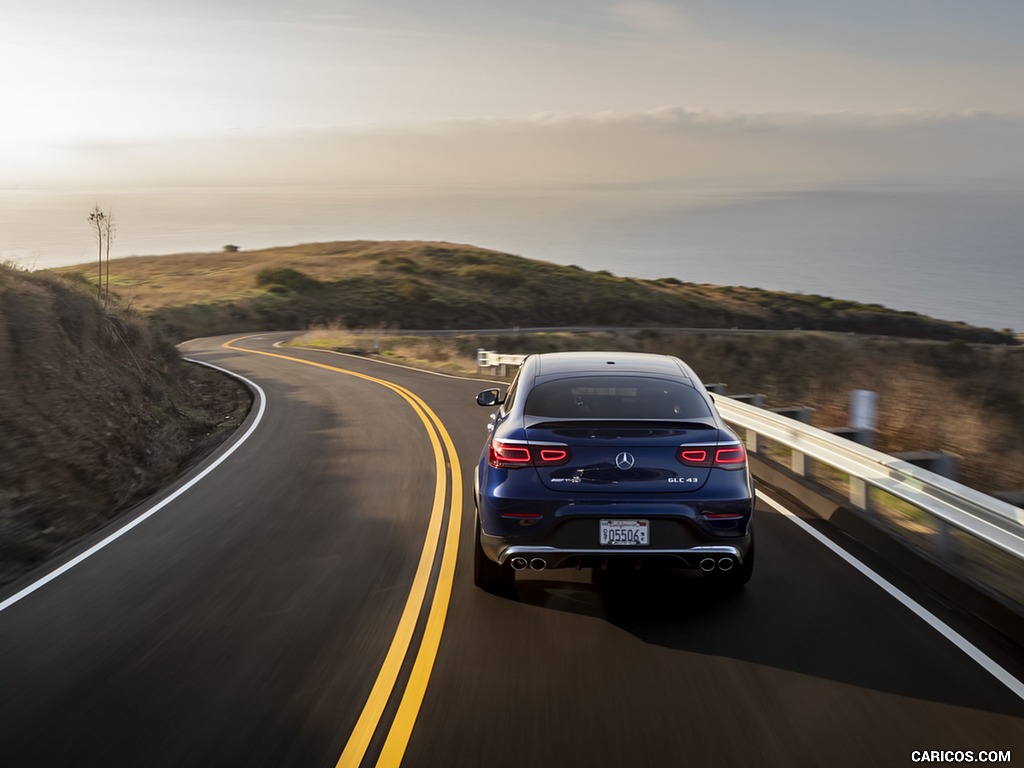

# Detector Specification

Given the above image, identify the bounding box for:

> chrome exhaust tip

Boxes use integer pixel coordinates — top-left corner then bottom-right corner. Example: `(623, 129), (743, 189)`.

(699, 558), (717, 572)
(717, 558), (734, 572)
(510, 557), (528, 571)
(529, 558), (547, 571)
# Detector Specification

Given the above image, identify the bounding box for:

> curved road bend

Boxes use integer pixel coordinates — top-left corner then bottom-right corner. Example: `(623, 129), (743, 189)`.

(0, 332), (1020, 767)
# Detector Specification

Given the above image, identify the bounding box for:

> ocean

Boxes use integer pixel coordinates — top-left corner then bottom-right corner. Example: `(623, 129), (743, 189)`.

(2, 181), (1021, 332)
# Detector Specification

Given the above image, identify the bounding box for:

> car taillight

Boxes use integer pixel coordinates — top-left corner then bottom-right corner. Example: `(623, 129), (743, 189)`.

(489, 440), (571, 469)
(537, 448), (569, 463)
(676, 443), (746, 469)
(489, 441), (532, 467)
(677, 448), (712, 466)
(713, 445), (747, 467)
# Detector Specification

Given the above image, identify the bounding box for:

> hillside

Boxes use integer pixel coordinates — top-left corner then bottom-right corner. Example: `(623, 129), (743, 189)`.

(8, 241), (1019, 586)
(56, 241), (1016, 344)
(0, 265), (250, 588)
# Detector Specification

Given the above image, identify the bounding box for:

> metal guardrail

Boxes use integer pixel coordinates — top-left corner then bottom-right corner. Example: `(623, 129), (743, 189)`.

(716, 397), (1024, 556)
(476, 349), (527, 368)
(475, 348), (1019, 606)
(716, 396), (1024, 609)
(476, 349), (527, 376)
(473, 349), (1023, 603)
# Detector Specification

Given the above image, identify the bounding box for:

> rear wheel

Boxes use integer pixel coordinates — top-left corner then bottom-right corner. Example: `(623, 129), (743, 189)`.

(474, 515), (514, 593)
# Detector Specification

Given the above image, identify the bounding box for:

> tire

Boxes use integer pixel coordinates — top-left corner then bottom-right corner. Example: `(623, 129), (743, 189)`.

(473, 515), (514, 593)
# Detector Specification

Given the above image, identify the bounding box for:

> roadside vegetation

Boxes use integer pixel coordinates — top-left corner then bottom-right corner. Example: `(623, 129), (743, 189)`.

(0, 262), (250, 588)
(53, 240), (1024, 494)
(56, 241), (1017, 344)
(5, 239), (1020, 586)
(293, 327), (1024, 496)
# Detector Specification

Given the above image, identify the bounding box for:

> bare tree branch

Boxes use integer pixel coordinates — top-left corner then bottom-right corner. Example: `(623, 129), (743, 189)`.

(87, 205), (116, 305)
(87, 204), (106, 301)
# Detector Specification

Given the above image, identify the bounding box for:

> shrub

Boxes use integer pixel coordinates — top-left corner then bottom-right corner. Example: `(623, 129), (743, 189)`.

(458, 264), (524, 288)
(254, 267), (321, 293)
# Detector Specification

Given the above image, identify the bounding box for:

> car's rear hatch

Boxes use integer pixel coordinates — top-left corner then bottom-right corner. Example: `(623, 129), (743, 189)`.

(524, 419), (722, 493)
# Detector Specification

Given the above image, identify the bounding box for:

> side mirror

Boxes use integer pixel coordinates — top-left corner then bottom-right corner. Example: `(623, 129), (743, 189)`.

(476, 388), (504, 407)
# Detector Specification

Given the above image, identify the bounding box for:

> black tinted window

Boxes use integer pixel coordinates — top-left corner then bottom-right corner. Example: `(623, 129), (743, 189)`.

(501, 372), (521, 414)
(525, 376), (711, 420)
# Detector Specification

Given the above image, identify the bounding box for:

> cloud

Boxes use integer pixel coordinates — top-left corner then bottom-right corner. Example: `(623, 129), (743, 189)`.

(6, 108), (1024, 189)
(609, 2), (690, 36)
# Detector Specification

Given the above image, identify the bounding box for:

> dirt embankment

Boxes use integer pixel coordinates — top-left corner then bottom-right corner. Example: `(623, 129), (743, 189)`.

(0, 266), (250, 588)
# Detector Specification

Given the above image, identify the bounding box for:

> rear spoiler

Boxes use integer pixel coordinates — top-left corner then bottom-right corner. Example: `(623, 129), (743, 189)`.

(523, 418), (719, 431)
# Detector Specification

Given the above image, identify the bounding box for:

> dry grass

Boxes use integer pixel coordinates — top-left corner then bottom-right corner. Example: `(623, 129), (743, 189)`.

(56, 241), (479, 311)
(294, 328), (1024, 494)
(294, 327), (480, 375)
(50, 240), (1022, 492)
(53, 240), (1015, 346)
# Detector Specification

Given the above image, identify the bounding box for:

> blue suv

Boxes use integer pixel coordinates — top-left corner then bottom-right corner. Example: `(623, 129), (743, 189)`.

(473, 352), (755, 592)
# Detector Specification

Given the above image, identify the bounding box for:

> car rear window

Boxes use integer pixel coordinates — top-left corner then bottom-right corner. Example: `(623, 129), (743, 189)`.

(524, 376), (711, 420)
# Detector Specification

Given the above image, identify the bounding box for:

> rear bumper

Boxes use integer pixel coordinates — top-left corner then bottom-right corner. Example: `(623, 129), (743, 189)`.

(480, 528), (751, 572)
(499, 543), (745, 571)
(476, 461), (755, 573)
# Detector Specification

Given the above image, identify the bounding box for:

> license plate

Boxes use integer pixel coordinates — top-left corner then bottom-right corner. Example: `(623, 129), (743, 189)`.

(600, 519), (649, 546)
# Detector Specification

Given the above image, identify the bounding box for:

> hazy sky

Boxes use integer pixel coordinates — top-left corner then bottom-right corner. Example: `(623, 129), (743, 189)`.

(4, 0), (1024, 187)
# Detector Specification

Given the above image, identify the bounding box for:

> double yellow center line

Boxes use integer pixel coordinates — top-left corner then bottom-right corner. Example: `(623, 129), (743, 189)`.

(223, 336), (462, 768)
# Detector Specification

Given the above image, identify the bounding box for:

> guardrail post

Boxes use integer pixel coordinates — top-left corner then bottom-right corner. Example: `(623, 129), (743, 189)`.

(935, 520), (961, 562)
(849, 477), (870, 513)
(850, 389), (878, 431)
(744, 428), (761, 454)
(791, 451), (808, 477)
(893, 451), (959, 481)
(732, 393), (766, 407)
(770, 406), (814, 424)
(828, 426), (876, 448)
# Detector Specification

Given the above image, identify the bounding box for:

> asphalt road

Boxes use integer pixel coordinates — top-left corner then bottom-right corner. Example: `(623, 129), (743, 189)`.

(1, 332), (1022, 767)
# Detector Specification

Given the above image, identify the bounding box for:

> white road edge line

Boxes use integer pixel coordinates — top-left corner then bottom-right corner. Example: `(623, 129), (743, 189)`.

(0, 358), (267, 614)
(759, 489), (1024, 703)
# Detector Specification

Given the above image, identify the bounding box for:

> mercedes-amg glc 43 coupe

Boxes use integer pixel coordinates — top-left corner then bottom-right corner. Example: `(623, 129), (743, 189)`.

(473, 351), (755, 591)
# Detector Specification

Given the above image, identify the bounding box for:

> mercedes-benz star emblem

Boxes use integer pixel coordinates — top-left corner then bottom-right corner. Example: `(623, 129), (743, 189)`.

(615, 452), (636, 470)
